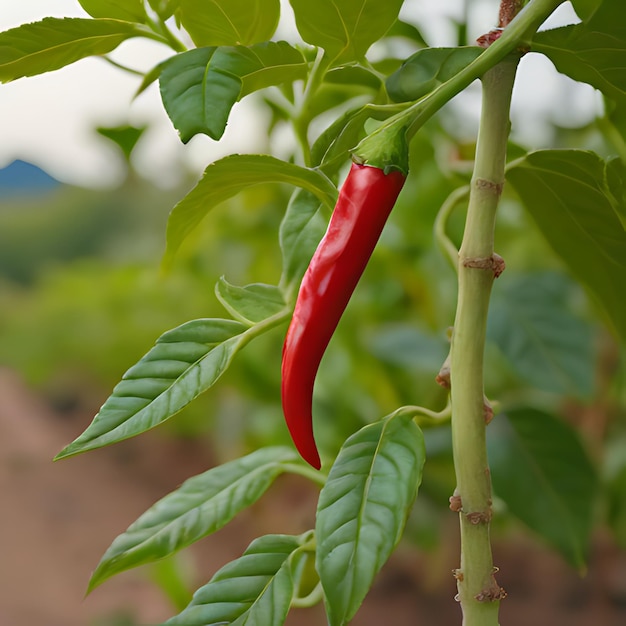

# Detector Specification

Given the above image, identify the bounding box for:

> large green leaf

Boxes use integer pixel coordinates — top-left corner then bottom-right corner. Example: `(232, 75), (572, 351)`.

(165, 155), (337, 264)
(216, 279), (286, 324)
(178, 0), (280, 47)
(166, 533), (311, 625)
(0, 18), (143, 82)
(316, 414), (425, 626)
(532, 2), (626, 103)
(288, 0), (403, 64)
(506, 150), (626, 343)
(605, 436), (626, 549)
(278, 189), (326, 298)
(386, 47), (483, 103)
(55, 319), (250, 459)
(488, 272), (595, 397)
(160, 42), (309, 142)
(88, 448), (300, 591)
(570, 0), (602, 21)
(78, 0), (147, 21)
(488, 409), (597, 570)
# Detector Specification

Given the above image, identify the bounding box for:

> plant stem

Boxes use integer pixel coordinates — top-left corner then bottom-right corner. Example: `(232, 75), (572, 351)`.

(295, 49), (331, 167)
(449, 55), (520, 626)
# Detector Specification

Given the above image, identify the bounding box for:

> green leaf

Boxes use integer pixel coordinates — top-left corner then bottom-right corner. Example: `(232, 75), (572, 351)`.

(506, 150), (626, 342)
(178, 0), (280, 47)
(0, 18), (143, 82)
(135, 59), (167, 97)
(278, 189), (326, 298)
(160, 42), (309, 142)
(605, 155), (626, 228)
(532, 5), (626, 103)
(386, 47), (483, 103)
(96, 124), (147, 162)
(166, 532), (311, 625)
(88, 447), (299, 591)
(488, 409), (597, 570)
(324, 64), (382, 90)
(148, 0), (179, 19)
(316, 414), (425, 626)
(216, 279), (286, 324)
(570, 0), (602, 21)
(605, 436), (626, 548)
(288, 0), (403, 64)
(165, 155), (337, 264)
(488, 272), (595, 397)
(55, 319), (249, 459)
(385, 19), (428, 48)
(78, 0), (147, 22)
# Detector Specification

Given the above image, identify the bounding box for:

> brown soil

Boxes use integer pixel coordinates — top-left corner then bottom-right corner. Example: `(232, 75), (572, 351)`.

(1, 368), (625, 626)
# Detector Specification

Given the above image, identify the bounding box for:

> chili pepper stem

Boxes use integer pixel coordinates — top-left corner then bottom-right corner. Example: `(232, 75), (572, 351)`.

(449, 56), (520, 626)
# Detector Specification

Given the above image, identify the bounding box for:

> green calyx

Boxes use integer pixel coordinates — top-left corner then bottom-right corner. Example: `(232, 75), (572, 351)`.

(351, 119), (410, 176)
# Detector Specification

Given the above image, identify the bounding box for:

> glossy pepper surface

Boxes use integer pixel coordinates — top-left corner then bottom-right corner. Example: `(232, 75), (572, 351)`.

(281, 163), (406, 468)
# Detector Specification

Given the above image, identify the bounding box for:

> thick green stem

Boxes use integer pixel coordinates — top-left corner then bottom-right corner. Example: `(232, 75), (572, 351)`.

(449, 56), (520, 626)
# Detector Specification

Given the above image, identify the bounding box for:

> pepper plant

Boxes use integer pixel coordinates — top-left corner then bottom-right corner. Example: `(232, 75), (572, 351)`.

(2, 0), (625, 624)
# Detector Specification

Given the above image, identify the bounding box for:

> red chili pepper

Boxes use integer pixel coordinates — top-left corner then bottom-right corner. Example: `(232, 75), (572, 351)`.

(281, 163), (406, 468)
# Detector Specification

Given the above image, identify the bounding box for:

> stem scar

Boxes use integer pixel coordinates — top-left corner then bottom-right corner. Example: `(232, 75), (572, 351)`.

(475, 577), (507, 602)
(465, 508), (492, 525)
(474, 178), (503, 194)
(462, 253), (506, 278)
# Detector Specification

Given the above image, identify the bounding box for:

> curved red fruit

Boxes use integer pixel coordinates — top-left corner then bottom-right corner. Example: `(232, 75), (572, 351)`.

(281, 163), (406, 468)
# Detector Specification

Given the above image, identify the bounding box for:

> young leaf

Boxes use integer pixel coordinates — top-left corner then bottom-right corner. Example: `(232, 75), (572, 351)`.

(55, 319), (251, 459)
(165, 533), (312, 625)
(386, 47), (483, 103)
(288, 0), (403, 64)
(0, 18), (144, 82)
(488, 409), (597, 571)
(88, 447), (300, 591)
(178, 0), (280, 47)
(488, 272), (595, 398)
(78, 0), (147, 22)
(160, 42), (309, 142)
(278, 189), (326, 298)
(506, 150), (626, 343)
(216, 279), (286, 324)
(316, 414), (425, 626)
(165, 155), (337, 265)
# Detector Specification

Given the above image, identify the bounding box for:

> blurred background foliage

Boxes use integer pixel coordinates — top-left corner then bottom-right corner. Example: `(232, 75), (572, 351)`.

(0, 6), (625, 617)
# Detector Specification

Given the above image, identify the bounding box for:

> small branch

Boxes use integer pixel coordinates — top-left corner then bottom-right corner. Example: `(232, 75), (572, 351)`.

(294, 49), (331, 167)
(282, 462), (327, 487)
(98, 56), (144, 76)
(434, 185), (469, 271)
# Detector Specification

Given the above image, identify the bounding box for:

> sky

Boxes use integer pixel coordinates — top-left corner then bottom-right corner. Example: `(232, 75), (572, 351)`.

(0, 1), (598, 189)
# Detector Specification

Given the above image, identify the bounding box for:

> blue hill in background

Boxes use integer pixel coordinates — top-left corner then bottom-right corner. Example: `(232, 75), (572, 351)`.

(0, 160), (62, 197)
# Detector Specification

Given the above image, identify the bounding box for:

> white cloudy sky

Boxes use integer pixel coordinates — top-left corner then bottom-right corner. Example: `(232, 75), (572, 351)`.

(0, 1), (597, 188)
